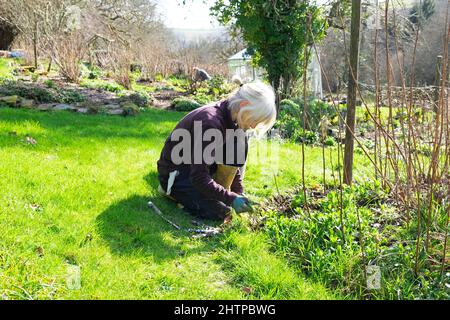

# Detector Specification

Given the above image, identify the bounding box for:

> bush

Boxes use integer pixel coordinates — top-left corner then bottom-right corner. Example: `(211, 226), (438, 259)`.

(80, 79), (124, 93)
(192, 92), (213, 105)
(124, 92), (151, 108)
(324, 136), (337, 146)
(280, 99), (301, 117)
(274, 114), (318, 145)
(81, 62), (102, 80)
(0, 81), (85, 104)
(172, 98), (201, 112)
(121, 102), (140, 116)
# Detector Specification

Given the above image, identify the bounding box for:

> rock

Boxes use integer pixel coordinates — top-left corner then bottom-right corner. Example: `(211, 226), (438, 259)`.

(37, 103), (56, 111)
(107, 108), (125, 115)
(0, 95), (19, 107)
(103, 104), (121, 109)
(77, 108), (89, 114)
(19, 99), (35, 109)
(54, 104), (76, 111)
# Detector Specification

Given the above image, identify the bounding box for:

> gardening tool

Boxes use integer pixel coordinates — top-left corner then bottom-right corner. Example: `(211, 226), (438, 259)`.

(147, 201), (222, 238)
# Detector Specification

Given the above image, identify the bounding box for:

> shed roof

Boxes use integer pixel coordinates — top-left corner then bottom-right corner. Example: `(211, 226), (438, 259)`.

(228, 49), (252, 61)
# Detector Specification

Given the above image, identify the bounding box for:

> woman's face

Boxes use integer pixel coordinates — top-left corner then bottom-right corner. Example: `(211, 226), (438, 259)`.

(236, 100), (258, 131)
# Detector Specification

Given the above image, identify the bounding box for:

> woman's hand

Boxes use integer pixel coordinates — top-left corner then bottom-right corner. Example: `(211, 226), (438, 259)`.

(232, 196), (254, 214)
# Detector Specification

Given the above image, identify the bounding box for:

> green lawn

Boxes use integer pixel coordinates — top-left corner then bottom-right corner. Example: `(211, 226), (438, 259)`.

(0, 107), (349, 300)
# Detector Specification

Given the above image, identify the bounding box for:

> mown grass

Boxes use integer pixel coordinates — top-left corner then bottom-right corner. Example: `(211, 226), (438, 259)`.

(0, 58), (14, 80)
(0, 107), (342, 300)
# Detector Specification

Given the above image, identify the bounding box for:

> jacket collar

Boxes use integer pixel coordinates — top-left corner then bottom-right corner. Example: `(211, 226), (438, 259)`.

(219, 99), (237, 129)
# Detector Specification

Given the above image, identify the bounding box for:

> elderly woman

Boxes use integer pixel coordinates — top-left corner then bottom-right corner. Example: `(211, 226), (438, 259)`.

(157, 78), (276, 222)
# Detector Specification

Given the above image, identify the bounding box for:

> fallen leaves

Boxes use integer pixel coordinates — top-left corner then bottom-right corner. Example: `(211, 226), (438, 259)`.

(242, 286), (253, 294)
(35, 246), (45, 257)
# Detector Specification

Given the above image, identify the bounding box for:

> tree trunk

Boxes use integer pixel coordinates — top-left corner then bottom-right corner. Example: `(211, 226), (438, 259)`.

(343, 0), (362, 185)
(33, 20), (39, 69)
(0, 22), (17, 50)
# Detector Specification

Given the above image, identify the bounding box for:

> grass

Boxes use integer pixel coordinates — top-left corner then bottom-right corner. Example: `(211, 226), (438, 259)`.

(0, 58), (14, 80)
(0, 107), (341, 300)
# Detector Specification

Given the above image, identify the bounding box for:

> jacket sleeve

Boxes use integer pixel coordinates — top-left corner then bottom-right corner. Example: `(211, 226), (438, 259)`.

(190, 163), (238, 205)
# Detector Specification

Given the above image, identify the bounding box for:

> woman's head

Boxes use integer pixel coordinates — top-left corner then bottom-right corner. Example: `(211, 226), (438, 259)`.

(228, 76), (277, 133)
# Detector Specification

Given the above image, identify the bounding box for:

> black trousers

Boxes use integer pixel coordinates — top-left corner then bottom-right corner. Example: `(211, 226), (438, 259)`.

(159, 172), (232, 221)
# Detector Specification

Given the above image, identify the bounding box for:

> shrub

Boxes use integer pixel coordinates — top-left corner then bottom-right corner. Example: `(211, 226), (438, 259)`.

(292, 129), (319, 145)
(0, 81), (85, 104)
(280, 99), (301, 117)
(49, 32), (87, 82)
(80, 79), (124, 93)
(121, 102), (140, 116)
(125, 92), (151, 108)
(81, 62), (102, 80)
(192, 93), (213, 105)
(172, 98), (201, 112)
(324, 136), (336, 146)
(44, 80), (56, 89)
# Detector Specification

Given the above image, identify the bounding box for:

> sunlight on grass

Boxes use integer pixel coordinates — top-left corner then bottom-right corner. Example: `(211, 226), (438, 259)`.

(0, 107), (339, 300)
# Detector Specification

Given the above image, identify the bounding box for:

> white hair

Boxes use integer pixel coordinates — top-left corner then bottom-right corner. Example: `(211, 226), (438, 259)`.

(228, 76), (277, 134)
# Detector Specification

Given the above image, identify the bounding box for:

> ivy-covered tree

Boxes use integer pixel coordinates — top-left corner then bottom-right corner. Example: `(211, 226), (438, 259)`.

(210, 0), (327, 99)
(409, 0), (435, 29)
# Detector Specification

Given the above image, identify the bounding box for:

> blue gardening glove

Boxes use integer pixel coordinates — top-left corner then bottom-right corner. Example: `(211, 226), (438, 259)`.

(232, 196), (254, 214)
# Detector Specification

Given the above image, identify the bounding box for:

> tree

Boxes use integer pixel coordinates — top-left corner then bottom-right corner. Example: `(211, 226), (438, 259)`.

(211, 0), (327, 100)
(409, 0), (436, 29)
(0, 21), (17, 50)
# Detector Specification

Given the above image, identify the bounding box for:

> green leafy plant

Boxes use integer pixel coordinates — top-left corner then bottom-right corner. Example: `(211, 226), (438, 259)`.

(172, 98), (201, 112)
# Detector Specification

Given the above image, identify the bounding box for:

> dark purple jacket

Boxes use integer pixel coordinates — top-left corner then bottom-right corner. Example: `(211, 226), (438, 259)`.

(157, 100), (247, 205)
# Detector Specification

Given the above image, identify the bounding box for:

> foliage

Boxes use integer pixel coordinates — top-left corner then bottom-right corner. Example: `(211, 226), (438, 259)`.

(81, 62), (102, 80)
(0, 58), (14, 81)
(211, 0), (327, 96)
(0, 81), (85, 103)
(121, 102), (140, 116)
(263, 182), (449, 299)
(124, 92), (151, 108)
(324, 136), (337, 147)
(80, 79), (124, 93)
(409, 0), (435, 29)
(172, 97), (201, 112)
(274, 99), (337, 144)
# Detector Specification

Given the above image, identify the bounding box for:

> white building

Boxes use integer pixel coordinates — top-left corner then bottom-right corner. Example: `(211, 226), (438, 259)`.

(228, 48), (323, 98)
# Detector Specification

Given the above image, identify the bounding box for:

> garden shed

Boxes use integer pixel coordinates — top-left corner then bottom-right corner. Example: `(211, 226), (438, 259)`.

(228, 48), (323, 98)
(227, 49), (264, 82)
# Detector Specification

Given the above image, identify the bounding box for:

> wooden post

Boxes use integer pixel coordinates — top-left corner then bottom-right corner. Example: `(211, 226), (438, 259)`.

(434, 55), (443, 113)
(343, 0), (362, 185)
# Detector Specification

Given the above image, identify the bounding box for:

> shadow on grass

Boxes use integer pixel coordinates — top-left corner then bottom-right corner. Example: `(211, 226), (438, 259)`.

(96, 172), (221, 262)
(0, 108), (182, 147)
(96, 194), (219, 262)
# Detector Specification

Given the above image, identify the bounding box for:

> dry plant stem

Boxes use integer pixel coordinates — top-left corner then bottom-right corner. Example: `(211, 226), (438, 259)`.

(441, 204), (450, 276)
(301, 17), (311, 217)
(312, 31), (393, 190)
(373, 26), (381, 182)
